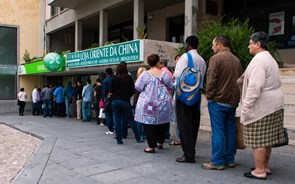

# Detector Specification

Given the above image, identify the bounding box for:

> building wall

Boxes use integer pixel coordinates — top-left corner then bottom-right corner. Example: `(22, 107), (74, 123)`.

(278, 49), (295, 66)
(147, 3), (185, 41)
(0, 0), (42, 113)
(0, 0), (42, 63)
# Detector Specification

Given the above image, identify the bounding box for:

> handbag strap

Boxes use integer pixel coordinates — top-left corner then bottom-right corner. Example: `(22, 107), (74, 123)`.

(19, 92), (24, 99)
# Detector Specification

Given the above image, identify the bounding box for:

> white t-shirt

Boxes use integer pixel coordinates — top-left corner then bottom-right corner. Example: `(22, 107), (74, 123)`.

(18, 92), (27, 102)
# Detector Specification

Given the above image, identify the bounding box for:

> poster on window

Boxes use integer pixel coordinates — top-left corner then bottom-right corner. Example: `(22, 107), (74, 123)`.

(269, 12), (284, 36)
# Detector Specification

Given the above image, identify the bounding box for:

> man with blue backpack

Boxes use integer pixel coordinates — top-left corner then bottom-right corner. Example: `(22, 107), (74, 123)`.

(174, 35), (206, 163)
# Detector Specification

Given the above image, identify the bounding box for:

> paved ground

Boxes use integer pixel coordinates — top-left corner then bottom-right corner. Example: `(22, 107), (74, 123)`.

(1, 112), (295, 184)
(0, 125), (41, 183)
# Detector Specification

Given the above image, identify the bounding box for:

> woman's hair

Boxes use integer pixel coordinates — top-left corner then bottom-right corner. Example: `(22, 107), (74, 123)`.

(147, 54), (160, 67)
(116, 62), (128, 80)
(250, 31), (269, 50)
(20, 88), (24, 92)
(136, 67), (147, 79)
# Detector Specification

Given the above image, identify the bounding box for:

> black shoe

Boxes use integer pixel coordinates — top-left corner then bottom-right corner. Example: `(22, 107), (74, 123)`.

(244, 172), (267, 180)
(176, 156), (195, 163)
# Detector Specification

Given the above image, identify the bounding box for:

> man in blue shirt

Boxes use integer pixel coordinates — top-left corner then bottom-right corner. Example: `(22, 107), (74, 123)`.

(82, 79), (93, 122)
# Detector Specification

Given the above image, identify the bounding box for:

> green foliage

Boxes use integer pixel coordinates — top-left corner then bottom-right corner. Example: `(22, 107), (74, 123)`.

(136, 24), (147, 39)
(198, 18), (254, 70)
(22, 50), (31, 63)
(104, 41), (115, 46)
(197, 18), (281, 70)
(90, 43), (100, 48)
(175, 43), (186, 55)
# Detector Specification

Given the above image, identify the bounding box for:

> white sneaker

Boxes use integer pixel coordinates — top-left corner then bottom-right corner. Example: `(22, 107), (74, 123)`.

(109, 131), (114, 135)
(105, 131), (110, 135)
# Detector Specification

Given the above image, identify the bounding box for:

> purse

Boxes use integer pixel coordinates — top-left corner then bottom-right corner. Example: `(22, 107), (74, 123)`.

(104, 93), (112, 113)
(272, 128), (289, 148)
(98, 108), (106, 119)
(236, 117), (245, 149)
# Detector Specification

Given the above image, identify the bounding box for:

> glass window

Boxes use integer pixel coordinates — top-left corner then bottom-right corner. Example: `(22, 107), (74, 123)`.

(51, 6), (58, 17)
(0, 25), (17, 99)
(0, 74), (16, 99)
(0, 26), (17, 65)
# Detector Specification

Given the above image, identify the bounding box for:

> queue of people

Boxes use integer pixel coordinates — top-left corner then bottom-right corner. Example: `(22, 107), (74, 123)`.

(17, 32), (286, 180)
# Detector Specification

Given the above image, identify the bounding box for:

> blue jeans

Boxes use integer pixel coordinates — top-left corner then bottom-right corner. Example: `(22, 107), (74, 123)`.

(208, 101), (237, 166)
(137, 122), (145, 139)
(112, 100), (140, 144)
(42, 99), (52, 117)
(106, 112), (114, 132)
(82, 101), (92, 121)
(65, 97), (71, 118)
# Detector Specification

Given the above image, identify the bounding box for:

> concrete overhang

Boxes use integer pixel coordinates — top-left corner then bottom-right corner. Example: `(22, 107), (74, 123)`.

(48, 0), (88, 9)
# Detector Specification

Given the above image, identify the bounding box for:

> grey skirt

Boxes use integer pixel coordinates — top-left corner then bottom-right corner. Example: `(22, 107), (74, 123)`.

(243, 109), (286, 148)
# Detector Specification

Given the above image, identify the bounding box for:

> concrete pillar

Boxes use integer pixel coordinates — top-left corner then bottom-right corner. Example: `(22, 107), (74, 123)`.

(39, 0), (46, 56)
(184, 0), (198, 39)
(133, 0), (144, 40)
(75, 20), (82, 51)
(45, 34), (50, 53)
(99, 10), (108, 46)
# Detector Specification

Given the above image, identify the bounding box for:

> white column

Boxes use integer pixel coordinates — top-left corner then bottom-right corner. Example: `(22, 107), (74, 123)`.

(99, 10), (108, 46)
(75, 20), (82, 51)
(184, 0), (198, 39)
(133, 0), (144, 40)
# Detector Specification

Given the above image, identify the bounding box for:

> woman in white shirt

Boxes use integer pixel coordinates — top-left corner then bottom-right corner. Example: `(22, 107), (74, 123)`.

(17, 88), (27, 116)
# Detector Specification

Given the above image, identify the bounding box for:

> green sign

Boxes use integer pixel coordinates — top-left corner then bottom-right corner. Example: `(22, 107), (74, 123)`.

(44, 53), (64, 71)
(18, 60), (65, 75)
(66, 40), (144, 68)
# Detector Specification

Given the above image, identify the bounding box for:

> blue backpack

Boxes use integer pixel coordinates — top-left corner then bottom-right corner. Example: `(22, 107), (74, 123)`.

(176, 52), (202, 106)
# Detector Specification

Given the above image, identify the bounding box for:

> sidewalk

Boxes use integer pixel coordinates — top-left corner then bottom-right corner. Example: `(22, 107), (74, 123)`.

(1, 112), (295, 184)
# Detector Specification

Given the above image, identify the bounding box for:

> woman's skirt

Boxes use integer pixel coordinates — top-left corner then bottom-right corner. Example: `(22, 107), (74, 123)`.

(243, 109), (286, 148)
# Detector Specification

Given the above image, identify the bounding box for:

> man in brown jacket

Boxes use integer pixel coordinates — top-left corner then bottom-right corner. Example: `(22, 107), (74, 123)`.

(202, 35), (242, 170)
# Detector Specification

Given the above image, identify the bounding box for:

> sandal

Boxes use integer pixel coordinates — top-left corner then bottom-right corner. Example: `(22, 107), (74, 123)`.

(251, 167), (272, 175)
(144, 148), (155, 153)
(168, 140), (182, 146)
(157, 143), (163, 149)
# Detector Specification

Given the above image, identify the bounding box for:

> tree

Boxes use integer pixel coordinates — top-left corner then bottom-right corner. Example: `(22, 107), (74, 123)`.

(197, 18), (281, 70)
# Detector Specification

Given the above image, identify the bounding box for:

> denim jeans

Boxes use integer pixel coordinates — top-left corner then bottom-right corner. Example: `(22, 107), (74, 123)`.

(106, 112), (114, 132)
(82, 101), (92, 121)
(208, 101), (237, 166)
(32, 102), (38, 115)
(112, 100), (140, 144)
(65, 98), (71, 118)
(42, 99), (52, 117)
(137, 121), (145, 139)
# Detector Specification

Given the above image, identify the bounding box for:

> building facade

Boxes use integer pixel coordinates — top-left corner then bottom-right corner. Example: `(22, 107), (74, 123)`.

(1, 0), (295, 113)
(0, 0), (45, 112)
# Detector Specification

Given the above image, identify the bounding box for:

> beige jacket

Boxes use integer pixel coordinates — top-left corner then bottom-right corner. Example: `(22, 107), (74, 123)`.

(239, 51), (284, 125)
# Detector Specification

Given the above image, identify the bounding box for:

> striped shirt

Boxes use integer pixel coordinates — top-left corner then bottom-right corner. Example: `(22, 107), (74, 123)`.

(173, 49), (206, 85)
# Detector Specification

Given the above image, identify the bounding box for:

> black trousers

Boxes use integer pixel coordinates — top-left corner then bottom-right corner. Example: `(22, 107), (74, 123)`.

(176, 99), (200, 161)
(143, 123), (168, 148)
(19, 101), (26, 115)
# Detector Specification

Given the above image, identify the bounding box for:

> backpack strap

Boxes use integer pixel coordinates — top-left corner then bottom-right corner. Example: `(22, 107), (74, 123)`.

(187, 52), (194, 68)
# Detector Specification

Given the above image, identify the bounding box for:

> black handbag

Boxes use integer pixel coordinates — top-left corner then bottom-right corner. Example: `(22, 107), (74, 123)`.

(17, 99), (20, 106)
(272, 128), (289, 148)
(103, 94), (112, 113)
